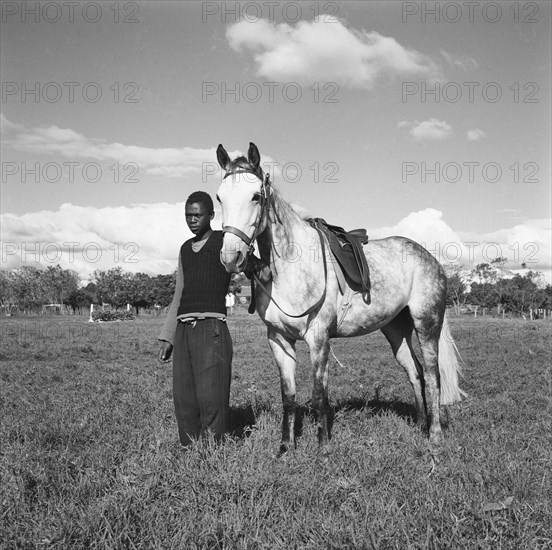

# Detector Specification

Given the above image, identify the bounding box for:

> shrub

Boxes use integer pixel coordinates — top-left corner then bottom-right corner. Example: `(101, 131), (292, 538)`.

(92, 309), (135, 322)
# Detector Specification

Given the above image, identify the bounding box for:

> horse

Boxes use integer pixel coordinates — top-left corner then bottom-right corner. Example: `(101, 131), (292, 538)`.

(216, 142), (464, 454)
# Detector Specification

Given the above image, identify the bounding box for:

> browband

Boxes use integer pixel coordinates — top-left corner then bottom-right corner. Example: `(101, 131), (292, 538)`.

(223, 168), (263, 180)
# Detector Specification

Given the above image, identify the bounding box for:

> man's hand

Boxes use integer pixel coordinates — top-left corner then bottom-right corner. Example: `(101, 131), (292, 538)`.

(244, 254), (271, 282)
(158, 341), (174, 363)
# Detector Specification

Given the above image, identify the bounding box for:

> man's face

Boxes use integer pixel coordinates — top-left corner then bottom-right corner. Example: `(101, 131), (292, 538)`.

(185, 202), (213, 237)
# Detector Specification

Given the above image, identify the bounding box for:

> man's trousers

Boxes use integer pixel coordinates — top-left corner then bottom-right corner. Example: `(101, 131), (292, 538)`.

(172, 318), (233, 445)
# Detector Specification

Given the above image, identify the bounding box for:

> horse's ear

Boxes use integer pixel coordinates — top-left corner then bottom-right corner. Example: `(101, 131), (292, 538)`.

(248, 142), (261, 168)
(217, 144), (231, 170)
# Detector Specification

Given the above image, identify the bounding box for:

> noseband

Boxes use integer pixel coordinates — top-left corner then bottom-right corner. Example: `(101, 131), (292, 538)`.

(221, 169), (272, 261)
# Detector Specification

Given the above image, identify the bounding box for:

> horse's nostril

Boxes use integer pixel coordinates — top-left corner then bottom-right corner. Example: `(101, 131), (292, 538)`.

(235, 250), (244, 266)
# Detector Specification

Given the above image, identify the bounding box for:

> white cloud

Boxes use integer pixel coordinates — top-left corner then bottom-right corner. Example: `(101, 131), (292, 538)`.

(1, 116), (283, 182)
(465, 218), (552, 273)
(467, 128), (486, 142)
(1, 116), (241, 179)
(226, 19), (442, 89)
(3, 205), (550, 283)
(370, 208), (461, 250)
(0, 203), (205, 279)
(408, 118), (452, 142)
(0, 113), (24, 133)
(369, 209), (551, 282)
(440, 50), (478, 72)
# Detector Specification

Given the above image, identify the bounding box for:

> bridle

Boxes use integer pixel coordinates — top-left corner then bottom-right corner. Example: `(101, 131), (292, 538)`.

(220, 167), (329, 319)
(221, 168), (272, 265)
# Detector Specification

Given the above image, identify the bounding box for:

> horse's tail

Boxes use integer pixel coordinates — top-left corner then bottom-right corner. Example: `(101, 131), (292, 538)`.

(438, 313), (467, 405)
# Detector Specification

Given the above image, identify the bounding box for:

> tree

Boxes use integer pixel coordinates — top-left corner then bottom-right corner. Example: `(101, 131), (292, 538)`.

(468, 282), (497, 310)
(152, 273), (176, 307)
(471, 262), (497, 284)
(128, 273), (155, 313)
(92, 267), (132, 307)
(490, 256), (508, 279)
(444, 265), (467, 314)
(41, 265), (80, 305)
(0, 270), (17, 314)
(497, 272), (543, 316)
(9, 267), (44, 312)
(66, 287), (95, 314)
(542, 284), (552, 309)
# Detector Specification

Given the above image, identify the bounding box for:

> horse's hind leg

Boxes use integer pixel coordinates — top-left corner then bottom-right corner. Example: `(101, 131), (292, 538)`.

(411, 315), (443, 446)
(381, 309), (427, 429)
(267, 327), (297, 455)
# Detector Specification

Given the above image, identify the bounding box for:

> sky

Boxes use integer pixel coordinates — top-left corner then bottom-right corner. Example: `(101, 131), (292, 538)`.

(1, 0), (551, 283)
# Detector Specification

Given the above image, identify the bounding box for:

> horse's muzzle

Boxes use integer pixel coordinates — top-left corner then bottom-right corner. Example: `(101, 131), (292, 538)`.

(220, 248), (245, 273)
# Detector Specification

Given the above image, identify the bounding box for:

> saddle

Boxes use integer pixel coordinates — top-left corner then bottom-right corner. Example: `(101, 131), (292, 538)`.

(307, 218), (371, 304)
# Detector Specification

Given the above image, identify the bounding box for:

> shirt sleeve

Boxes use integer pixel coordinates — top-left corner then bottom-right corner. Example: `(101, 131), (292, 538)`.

(157, 252), (183, 345)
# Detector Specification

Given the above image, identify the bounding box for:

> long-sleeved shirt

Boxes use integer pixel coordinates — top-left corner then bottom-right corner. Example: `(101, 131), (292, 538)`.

(157, 235), (229, 345)
(157, 253), (184, 345)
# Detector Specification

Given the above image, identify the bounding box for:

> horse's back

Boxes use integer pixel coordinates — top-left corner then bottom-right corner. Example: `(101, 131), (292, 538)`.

(333, 236), (445, 336)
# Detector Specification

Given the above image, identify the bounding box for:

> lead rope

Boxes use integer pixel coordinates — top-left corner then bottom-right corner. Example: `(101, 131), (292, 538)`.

(329, 345), (347, 368)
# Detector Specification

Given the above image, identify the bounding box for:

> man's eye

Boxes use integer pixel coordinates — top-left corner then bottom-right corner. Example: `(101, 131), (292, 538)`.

(252, 193), (261, 202)
(216, 195), (221, 203)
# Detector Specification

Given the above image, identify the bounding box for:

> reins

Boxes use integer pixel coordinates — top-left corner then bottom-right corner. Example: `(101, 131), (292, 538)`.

(222, 168), (329, 318)
(250, 225), (328, 318)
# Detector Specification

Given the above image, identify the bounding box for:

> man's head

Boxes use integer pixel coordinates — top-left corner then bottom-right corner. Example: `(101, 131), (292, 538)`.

(186, 191), (214, 238)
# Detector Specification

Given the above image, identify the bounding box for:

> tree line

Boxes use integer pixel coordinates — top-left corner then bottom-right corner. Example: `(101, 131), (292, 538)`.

(446, 258), (552, 317)
(0, 261), (550, 317)
(0, 266), (248, 315)
(0, 266), (176, 315)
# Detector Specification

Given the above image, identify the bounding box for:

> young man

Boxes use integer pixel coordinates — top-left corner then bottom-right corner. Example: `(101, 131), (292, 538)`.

(158, 191), (233, 446)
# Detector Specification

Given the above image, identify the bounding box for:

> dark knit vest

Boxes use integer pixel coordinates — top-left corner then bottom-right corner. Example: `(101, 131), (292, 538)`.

(177, 231), (231, 316)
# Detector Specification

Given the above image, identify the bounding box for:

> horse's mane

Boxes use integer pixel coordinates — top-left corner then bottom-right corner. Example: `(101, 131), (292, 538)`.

(257, 186), (309, 269)
(269, 187), (306, 229)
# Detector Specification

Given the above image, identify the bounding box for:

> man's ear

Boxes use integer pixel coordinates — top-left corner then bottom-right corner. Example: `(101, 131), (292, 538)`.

(210, 211), (215, 220)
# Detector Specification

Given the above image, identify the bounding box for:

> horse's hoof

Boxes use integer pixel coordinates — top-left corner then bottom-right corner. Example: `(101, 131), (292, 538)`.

(317, 444), (331, 460)
(429, 431), (443, 449)
(275, 443), (292, 459)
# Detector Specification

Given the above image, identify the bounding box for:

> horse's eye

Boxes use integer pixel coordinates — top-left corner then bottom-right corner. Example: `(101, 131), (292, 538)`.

(252, 193), (261, 202)
(216, 194), (221, 203)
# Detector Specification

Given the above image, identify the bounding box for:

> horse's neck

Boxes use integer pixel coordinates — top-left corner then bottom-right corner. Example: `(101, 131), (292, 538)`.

(257, 193), (315, 278)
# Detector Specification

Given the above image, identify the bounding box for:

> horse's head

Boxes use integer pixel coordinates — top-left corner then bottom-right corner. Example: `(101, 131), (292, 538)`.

(216, 142), (270, 273)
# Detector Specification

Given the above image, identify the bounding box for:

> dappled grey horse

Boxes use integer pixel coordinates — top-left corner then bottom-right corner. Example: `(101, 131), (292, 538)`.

(216, 142), (464, 453)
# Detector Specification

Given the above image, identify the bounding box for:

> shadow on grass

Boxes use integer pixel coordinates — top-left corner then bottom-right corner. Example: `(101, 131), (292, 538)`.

(334, 396), (417, 422)
(229, 394), (418, 441)
(229, 404), (257, 439)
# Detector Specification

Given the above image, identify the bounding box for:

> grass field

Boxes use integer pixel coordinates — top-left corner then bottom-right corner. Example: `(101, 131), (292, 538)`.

(1, 311), (551, 549)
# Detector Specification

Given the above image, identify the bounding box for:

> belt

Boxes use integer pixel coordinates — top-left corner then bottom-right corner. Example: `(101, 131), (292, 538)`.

(178, 316), (227, 327)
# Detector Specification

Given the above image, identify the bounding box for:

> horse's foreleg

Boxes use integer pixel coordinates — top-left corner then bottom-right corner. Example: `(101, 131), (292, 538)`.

(267, 328), (297, 455)
(305, 327), (331, 451)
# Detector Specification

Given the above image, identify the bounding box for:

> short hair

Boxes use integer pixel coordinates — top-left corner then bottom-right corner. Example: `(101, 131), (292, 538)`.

(186, 191), (214, 213)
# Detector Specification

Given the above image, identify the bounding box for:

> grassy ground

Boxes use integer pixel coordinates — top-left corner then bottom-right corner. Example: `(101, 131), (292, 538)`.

(1, 311), (551, 549)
